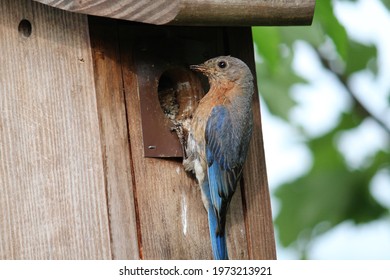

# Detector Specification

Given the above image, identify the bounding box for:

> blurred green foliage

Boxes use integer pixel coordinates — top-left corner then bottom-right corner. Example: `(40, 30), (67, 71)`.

(252, 0), (390, 258)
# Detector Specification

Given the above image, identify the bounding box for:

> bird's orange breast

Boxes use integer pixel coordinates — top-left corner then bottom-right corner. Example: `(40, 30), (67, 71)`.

(190, 80), (238, 145)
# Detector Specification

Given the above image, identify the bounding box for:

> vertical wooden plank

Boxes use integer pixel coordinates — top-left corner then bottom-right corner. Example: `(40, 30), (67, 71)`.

(0, 0), (111, 259)
(119, 25), (210, 259)
(88, 17), (140, 260)
(119, 24), (249, 259)
(225, 27), (277, 259)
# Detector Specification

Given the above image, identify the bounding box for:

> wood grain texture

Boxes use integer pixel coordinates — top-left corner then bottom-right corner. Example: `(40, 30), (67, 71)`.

(225, 27), (277, 259)
(89, 17), (140, 260)
(118, 24), (249, 259)
(120, 29), (209, 259)
(174, 0), (315, 26)
(0, 0), (276, 259)
(0, 0), (111, 259)
(32, 0), (315, 26)
(33, 0), (181, 25)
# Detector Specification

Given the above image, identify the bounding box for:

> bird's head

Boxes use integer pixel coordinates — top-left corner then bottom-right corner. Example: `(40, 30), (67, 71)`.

(190, 56), (252, 85)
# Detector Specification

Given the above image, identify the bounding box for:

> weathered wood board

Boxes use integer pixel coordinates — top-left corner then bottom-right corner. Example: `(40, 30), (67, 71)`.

(0, 0), (276, 260)
(0, 0), (111, 259)
(89, 18), (140, 260)
(32, 0), (315, 26)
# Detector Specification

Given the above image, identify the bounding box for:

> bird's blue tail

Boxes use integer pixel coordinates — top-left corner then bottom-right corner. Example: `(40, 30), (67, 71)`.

(208, 207), (228, 260)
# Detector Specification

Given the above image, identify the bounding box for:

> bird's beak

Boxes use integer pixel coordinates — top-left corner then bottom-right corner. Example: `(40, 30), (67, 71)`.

(190, 64), (207, 73)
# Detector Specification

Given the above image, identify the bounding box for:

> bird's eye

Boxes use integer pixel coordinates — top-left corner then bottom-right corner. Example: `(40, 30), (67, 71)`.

(217, 61), (227, 69)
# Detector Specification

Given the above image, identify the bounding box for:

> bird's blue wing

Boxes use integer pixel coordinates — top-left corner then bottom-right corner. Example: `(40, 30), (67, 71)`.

(206, 106), (241, 170)
(205, 105), (246, 236)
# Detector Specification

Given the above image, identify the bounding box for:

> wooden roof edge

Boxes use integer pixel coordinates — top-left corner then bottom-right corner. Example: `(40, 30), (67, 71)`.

(32, 0), (315, 26)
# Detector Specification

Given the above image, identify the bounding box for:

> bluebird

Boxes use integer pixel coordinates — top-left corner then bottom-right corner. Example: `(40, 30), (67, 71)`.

(184, 56), (254, 260)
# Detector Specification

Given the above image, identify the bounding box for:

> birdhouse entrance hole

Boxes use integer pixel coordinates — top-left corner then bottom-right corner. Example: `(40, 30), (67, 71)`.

(131, 25), (220, 158)
(158, 70), (182, 122)
(158, 68), (204, 154)
(137, 62), (205, 158)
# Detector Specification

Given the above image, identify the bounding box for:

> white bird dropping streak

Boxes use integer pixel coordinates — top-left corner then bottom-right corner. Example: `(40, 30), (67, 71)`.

(181, 195), (188, 236)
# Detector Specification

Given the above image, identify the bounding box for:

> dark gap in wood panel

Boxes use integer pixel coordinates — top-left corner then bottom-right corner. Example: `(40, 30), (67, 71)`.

(124, 105), (144, 260)
(117, 22), (144, 259)
(88, 16), (116, 259)
(88, 16), (140, 259)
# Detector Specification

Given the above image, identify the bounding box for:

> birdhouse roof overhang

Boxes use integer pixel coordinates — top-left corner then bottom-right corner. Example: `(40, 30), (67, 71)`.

(32, 0), (315, 26)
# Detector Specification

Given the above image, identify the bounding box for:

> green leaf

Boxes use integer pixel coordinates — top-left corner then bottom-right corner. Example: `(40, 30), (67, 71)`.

(345, 41), (378, 75)
(279, 22), (325, 49)
(315, 0), (349, 60)
(275, 114), (387, 248)
(256, 51), (306, 120)
(380, 0), (390, 9)
(336, 110), (367, 132)
(366, 150), (390, 176)
(252, 27), (280, 72)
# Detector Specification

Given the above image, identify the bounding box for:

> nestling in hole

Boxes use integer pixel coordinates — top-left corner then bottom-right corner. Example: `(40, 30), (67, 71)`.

(158, 68), (205, 157)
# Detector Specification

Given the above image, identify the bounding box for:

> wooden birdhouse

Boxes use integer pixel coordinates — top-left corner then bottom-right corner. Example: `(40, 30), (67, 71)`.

(0, 0), (315, 259)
